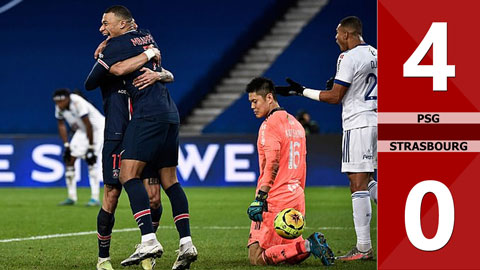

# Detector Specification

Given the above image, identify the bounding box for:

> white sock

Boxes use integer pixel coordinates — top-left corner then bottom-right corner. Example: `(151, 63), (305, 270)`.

(88, 165), (100, 201)
(368, 180), (377, 204)
(180, 236), (192, 246)
(352, 191), (372, 252)
(65, 166), (77, 201)
(141, 233), (157, 243)
(304, 239), (311, 252)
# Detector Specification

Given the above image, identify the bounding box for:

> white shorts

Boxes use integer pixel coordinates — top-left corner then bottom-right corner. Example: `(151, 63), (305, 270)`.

(341, 126), (377, 173)
(70, 130), (103, 160)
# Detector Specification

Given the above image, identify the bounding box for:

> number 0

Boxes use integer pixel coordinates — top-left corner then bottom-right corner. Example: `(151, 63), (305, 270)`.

(403, 22), (455, 91)
(404, 180), (454, 251)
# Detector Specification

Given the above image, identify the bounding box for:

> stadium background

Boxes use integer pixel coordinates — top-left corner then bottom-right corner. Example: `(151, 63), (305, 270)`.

(0, 0), (376, 187)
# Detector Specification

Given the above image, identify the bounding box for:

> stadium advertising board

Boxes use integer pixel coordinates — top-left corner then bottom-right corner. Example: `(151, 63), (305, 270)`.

(378, 1), (480, 268)
(0, 135), (343, 187)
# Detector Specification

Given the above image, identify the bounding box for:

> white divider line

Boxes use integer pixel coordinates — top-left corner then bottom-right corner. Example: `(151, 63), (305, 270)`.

(0, 225), (372, 243)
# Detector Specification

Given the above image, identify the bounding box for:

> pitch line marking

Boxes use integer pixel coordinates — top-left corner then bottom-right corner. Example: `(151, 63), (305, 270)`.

(0, 225), (375, 243)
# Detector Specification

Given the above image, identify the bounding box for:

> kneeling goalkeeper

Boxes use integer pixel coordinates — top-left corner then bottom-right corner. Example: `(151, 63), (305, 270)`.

(245, 77), (334, 266)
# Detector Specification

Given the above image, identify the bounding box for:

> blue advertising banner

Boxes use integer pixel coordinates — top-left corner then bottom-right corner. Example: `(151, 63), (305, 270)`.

(0, 135), (345, 187)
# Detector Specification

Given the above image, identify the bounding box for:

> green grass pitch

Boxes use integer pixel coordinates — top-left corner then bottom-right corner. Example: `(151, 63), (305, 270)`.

(0, 187), (376, 270)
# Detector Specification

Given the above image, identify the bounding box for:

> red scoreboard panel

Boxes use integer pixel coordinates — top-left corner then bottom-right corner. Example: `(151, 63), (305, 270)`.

(378, 0), (480, 269)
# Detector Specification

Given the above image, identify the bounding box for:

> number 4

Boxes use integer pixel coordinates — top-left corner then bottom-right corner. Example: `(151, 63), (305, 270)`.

(403, 22), (455, 91)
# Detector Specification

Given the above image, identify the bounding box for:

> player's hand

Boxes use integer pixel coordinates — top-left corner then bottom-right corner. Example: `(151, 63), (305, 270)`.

(85, 146), (97, 166)
(133, 67), (160, 90)
(274, 78), (305, 96)
(247, 190), (268, 222)
(325, 76), (334, 90)
(62, 143), (72, 163)
(94, 38), (110, 59)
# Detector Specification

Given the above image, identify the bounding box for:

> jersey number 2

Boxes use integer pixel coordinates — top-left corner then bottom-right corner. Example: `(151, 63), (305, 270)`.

(364, 73), (377, 101)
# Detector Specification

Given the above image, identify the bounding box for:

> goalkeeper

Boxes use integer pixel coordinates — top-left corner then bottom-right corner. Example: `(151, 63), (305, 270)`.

(245, 77), (334, 266)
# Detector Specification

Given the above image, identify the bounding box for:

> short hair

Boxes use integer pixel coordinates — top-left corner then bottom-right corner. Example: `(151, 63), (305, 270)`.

(246, 77), (277, 101)
(53, 88), (70, 101)
(104, 5), (133, 21)
(339, 16), (363, 36)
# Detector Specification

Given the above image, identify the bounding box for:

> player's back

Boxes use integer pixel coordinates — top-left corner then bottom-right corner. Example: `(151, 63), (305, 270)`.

(101, 29), (179, 123)
(55, 94), (105, 132)
(336, 44), (377, 130)
(99, 76), (129, 141)
(257, 110), (306, 203)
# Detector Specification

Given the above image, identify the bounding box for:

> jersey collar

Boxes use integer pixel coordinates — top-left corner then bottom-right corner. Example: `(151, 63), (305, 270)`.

(267, 107), (285, 118)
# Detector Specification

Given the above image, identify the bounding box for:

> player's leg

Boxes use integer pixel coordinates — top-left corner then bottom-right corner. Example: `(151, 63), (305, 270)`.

(120, 118), (165, 266)
(160, 167), (197, 270)
(96, 140), (122, 270)
(247, 210), (312, 266)
(141, 176), (162, 270)
(368, 173), (377, 204)
(88, 138), (103, 206)
(59, 131), (84, 205)
(144, 178), (162, 232)
(59, 155), (77, 205)
(97, 184), (121, 270)
(159, 123), (196, 270)
(337, 127), (375, 261)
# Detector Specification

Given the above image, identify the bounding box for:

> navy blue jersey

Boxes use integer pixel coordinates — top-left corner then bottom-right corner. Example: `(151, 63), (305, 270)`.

(85, 29), (179, 123)
(99, 76), (129, 141)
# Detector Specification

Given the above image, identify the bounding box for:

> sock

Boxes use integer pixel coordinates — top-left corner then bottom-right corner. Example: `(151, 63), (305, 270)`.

(123, 178), (154, 237)
(352, 191), (372, 252)
(368, 180), (377, 204)
(65, 166), (77, 201)
(97, 208), (115, 258)
(165, 183), (191, 238)
(88, 165), (100, 201)
(263, 240), (308, 265)
(151, 205), (163, 233)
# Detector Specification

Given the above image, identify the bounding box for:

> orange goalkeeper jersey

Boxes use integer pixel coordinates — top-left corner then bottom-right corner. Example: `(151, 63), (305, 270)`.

(256, 109), (307, 207)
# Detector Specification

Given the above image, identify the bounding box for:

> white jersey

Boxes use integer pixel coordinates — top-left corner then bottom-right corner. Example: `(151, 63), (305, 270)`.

(334, 44), (377, 130)
(55, 94), (105, 134)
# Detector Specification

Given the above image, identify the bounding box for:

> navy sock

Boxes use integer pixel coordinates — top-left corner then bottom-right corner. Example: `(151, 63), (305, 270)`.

(151, 204), (163, 233)
(97, 208), (115, 258)
(165, 183), (191, 238)
(124, 178), (154, 236)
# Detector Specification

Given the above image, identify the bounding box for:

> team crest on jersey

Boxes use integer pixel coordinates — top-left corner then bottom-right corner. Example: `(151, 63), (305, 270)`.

(112, 169), (120, 179)
(287, 115), (295, 126)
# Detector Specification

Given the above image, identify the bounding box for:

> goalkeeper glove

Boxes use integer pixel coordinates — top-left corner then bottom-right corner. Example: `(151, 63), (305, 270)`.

(85, 146), (97, 166)
(274, 78), (305, 96)
(247, 190), (268, 222)
(325, 76), (334, 90)
(62, 142), (72, 163)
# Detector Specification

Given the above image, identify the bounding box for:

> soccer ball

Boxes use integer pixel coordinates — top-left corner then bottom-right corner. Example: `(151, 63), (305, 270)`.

(274, 208), (305, 239)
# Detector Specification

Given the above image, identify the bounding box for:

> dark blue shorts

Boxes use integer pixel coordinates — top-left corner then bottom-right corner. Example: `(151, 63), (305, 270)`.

(122, 117), (179, 169)
(103, 140), (160, 186)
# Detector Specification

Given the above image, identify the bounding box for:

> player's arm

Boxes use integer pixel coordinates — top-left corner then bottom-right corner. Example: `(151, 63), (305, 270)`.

(57, 119), (69, 145)
(275, 78), (348, 104)
(247, 130), (280, 222)
(85, 61), (109, 90)
(57, 119), (72, 163)
(109, 47), (160, 76)
(81, 115), (94, 146)
(133, 67), (174, 90)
